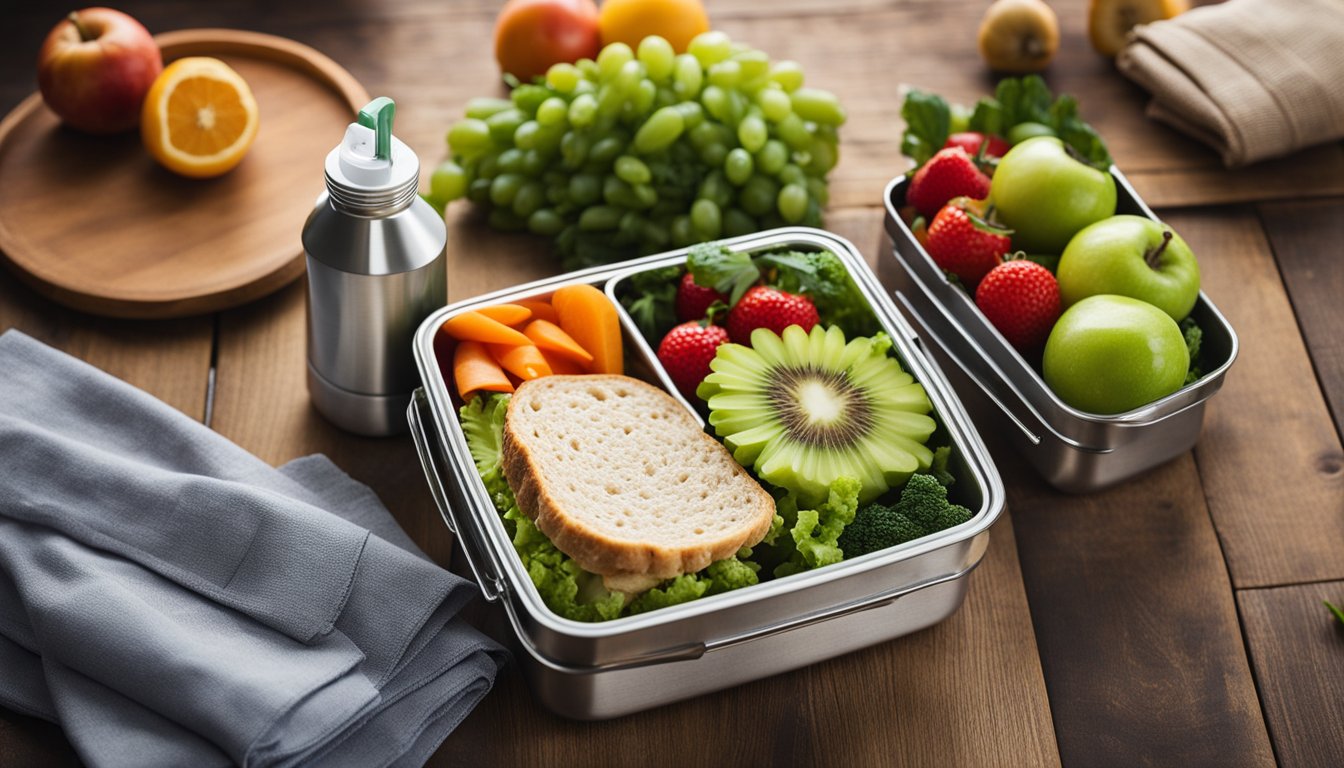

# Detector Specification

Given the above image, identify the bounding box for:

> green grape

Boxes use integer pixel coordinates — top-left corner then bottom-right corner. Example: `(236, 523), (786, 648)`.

(596, 85), (624, 118)
(733, 51), (771, 87)
(775, 113), (812, 150)
(603, 175), (636, 207)
(561, 132), (589, 169)
(522, 149), (547, 176)
(737, 115), (767, 153)
(546, 63), (582, 93)
(777, 183), (808, 224)
(590, 135), (627, 165)
(614, 155), (651, 185)
(429, 161), (467, 202)
(531, 123), (565, 154)
(655, 85), (678, 108)
(707, 60), (741, 89)
(536, 97), (568, 127)
(740, 175), (779, 216)
(769, 60), (804, 92)
(467, 178), (492, 204)
(630, 79), (657, 116)
(673, 54), (703, 99)
(755, 88), (791, 122)
(488, 208), (526, 231)
(688, 31), (732, 67)
(638, 36), (675, 82)
(675, 100), (704, 129)
(513, 120), (542, 150)
(779, 163), (807, 186)
(724, 148), (754, 185)
(576, 58), (599, 80)
(569, 174), (602, 206)
(568, 94), (597, 127)
(476, 151), (501, 180)
(790, 88), (846, 126)
(755, 139), (788, 175)
(806, 177), (829, 207)
(464, 98), (513, 120)
(618, 211), (645, 243)
(546, 185), (567, 206)
(670, 215), (694, 246)
(486, 109), (525, 145)
(510, 85), (550, 116)
(690, 198), (722, 239)
(698, 170), (732, 207)
(579, 205), (622, 231)
(490, 173), (524, 207)
(688, 121), (719, 150)
(631, 183), (658, 208)
(807, 136), (838, 174)
(701, 85), (731, 123)
(496, 148), (524, 174)
(723, 207), (756, 237)
(640, 221), (670, 249)
(447, 119), (492, 155)
(512, 181), (546, 218)
(615, 60), (644, 94)
(528, 209), (565, 236)
(597, 43), (634, 81)
(698, 143), (728, 167)
(632, 106), (684, 153)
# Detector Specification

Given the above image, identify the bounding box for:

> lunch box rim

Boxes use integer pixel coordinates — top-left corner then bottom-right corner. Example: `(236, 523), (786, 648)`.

(410, 226), (1004, 667)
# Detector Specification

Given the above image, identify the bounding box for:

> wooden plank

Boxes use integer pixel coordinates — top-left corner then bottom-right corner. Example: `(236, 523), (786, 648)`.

(1005, 449), (1276, 768)
(1257, 199), (1344, 438)
(1164, 207), (1344, 587)
(209, 280), (455, 564)
(1237, 581), (1344, 768)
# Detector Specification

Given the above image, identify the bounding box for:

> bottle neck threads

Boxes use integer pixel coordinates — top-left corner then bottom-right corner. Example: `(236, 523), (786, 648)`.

(324, 172), (419, 218)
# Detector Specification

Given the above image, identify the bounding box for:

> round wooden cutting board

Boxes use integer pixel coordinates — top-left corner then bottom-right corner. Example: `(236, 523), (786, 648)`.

(0, 29), (370, 318)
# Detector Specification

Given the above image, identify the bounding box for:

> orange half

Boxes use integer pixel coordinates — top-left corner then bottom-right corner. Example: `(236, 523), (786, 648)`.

(141, 57), (259, 179)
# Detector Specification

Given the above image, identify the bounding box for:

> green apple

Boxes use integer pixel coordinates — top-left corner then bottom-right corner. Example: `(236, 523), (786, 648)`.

(1056, 215), (1200, 321)
(990, 136), (1117, 254)
(1043, 295), (1188, 414)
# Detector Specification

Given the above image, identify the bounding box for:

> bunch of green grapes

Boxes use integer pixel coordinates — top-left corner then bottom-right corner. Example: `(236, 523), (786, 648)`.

(427, 31), (845, 268)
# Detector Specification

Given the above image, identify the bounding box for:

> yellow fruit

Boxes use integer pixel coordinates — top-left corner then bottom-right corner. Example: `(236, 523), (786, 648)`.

(598, 0), (710, 53)
(977, 0), (1060, 74)
(1088, 0), (1188, 57)
(140, 57), (259, 179)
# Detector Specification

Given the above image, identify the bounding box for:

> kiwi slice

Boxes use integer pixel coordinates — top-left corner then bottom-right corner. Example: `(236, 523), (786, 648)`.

(697, 324), (937, 506)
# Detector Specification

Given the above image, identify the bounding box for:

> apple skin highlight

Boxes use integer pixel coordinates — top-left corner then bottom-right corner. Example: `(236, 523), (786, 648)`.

(37, 8), (163, 134)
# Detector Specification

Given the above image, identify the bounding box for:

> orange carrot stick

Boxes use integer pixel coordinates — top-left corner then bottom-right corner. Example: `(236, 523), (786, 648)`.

(441, 311), (531, 346)
(476, 303), (532, 327)
(489, 343), (553, 381)
(523, 319), (595, 364)
(453, 340), (514, 399)
(550, 284), (623, 374)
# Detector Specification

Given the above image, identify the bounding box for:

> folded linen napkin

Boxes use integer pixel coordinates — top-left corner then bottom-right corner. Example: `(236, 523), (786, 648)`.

(0, 330), (506, 767)
(1116, 0), (1344, 167)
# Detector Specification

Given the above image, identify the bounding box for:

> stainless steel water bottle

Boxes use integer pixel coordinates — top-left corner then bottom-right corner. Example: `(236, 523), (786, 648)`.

(302, 97), (446, 436)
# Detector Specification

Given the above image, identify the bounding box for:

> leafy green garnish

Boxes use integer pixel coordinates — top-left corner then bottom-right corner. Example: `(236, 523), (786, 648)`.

(770, 476), (862, 578)
(620, 265), (682, 340)
(1182, 317), (1203, 385)
(686, 242), (759, 304)
(900, 76), (1112, 170)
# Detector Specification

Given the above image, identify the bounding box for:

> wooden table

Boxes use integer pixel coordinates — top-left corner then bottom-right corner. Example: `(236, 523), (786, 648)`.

(2, 2), (1341, 766)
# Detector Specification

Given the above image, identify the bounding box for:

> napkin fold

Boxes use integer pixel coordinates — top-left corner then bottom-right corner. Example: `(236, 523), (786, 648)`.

(0, 330), (506, 768)
(1116, 0), (1344, 167)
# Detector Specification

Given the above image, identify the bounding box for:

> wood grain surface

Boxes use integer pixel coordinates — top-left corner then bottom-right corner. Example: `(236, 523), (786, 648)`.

(1238, 581), (1344, 768)
(2, 1), (1344, 767)
(0, 29), (367, 318)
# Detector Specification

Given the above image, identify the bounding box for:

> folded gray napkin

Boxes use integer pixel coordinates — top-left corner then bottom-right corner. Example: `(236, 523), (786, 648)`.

(0, 329), (506, 767)
(1117, 0), (1344, 167)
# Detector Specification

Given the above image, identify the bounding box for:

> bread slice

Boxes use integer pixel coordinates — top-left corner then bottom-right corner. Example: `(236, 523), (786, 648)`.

(500, 374), (775, 582)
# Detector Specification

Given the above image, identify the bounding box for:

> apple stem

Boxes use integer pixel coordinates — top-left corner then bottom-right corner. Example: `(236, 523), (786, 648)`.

(1145, 230), (1173, 269)
(67, 11), (93, 42)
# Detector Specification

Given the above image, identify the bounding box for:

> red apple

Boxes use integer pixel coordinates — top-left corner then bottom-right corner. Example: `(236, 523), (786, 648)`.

(37, 8), (163, 134)
(494, 0), (601, 82)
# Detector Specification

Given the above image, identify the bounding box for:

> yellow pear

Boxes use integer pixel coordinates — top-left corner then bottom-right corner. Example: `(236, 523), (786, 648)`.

(978, 0), (1060, 74)
(1089, 0), (1189, 57)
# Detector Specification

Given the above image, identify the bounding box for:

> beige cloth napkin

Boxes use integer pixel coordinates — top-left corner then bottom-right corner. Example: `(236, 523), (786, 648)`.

(1117, 0), (1344, 167)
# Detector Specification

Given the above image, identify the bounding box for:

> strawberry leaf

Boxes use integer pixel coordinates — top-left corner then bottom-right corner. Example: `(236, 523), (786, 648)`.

(899, 90), (952, 167)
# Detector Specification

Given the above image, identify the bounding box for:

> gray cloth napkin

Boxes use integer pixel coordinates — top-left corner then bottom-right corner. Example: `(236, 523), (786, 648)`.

(1117, 0), (1344, 167)
(0, 329), (506, 767)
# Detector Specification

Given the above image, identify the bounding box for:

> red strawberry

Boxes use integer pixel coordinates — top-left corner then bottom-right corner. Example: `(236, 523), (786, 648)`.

(906, 146), (991, 218)
(726, 286), (820, 345)
(675, 272), (727, 322)
(943, 131), (1011, 159)
(974, 260), (1061, 352)
(657, 322), (731, 398)
(925, 197), (1012, 286)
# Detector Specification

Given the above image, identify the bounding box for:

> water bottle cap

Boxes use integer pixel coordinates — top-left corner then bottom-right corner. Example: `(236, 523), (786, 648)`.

(324, 97), (420, 212)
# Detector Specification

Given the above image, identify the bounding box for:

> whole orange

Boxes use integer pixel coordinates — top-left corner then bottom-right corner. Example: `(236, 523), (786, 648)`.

(495, 0), (602, 82)
(598, 0), (710, 53)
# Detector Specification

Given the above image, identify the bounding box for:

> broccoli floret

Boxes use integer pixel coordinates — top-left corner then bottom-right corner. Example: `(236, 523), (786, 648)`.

(838, 474), (973, 558)
(898, 474), (973, 534)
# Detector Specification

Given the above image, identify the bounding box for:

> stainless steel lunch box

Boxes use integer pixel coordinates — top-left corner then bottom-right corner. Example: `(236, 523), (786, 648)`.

(409, 228), (1005, 719)
(879, 170), (1239, 493)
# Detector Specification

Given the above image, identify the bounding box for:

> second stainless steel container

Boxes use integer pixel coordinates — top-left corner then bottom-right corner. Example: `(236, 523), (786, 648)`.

(410, 228), (1005, 719)
(879, 169), (1239, 492)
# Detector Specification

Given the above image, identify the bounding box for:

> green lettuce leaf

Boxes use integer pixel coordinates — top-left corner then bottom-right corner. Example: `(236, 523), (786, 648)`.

(771, 476), (862, 578)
